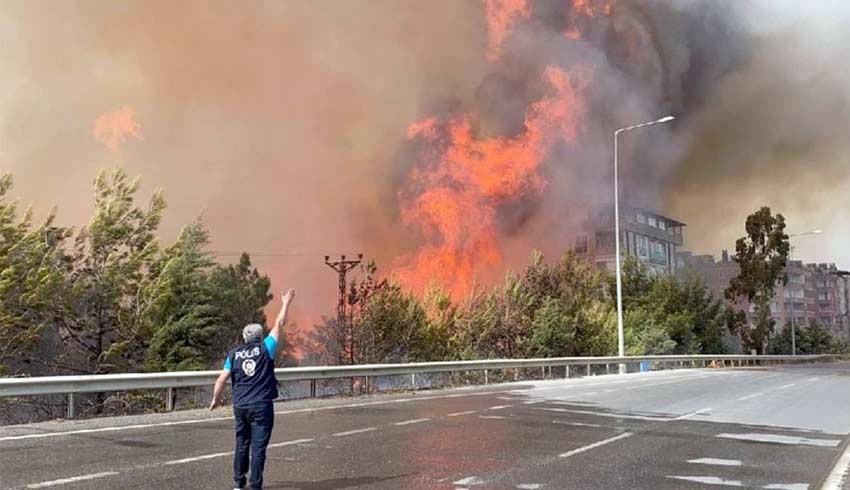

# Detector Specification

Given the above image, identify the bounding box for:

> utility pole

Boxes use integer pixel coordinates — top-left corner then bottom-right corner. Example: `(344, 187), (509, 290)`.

(325, 254), (363, 365)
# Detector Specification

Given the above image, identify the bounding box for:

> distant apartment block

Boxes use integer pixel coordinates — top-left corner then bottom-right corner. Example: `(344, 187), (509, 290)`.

(575, 205), (685, 276)
(678, 252), (850, 339)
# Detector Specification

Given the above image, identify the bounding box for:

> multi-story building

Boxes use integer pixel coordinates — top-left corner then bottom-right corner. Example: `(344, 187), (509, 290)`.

(677, 250), (738, 300)
(575, 205), (685, 276)
(773, 262), (850, 339)
(679, 252), (850, 339)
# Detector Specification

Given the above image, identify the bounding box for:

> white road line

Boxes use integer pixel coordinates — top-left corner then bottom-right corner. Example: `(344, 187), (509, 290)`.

(738, 383), (797, 402)
(539, 407), (669, 422)
(559, 432), (633, 458)
(820, 438), (850, 490)
(454, 476), (485, 485)
(164, 452), (232, 465)
(26, 471), (120, 488)
(717, 433), (841, 447)
(0, 416), (233, 443)
(332, 427), (377, 437)
(267, 437), (315, 448)
(393, 418), (430, 426)
(447, 410), (477, 417)
(667, 475), (743, 486)
(674, 408), (712, 420)
(488, 405), (512, 410)
(553, 421), (602, 428)
(479, 415), (507, 420)
(764, 484), (809, 490)
(688, 458), (743, 466)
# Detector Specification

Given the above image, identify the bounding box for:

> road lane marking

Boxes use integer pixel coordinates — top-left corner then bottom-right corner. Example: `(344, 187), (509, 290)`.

(539, 407), (668, 422)
(717, 433), (841, 447)
(738, 382), (797, 401)
(479, 415), (507, 420)
(164, 452), (232, 465)
(667, 475), (743, 486)
(454, 476), (485, 485)
(0, 416), (233, 443)
(332, 427), (377, 437)
(674, 407), (712, 420)
(26, 472), (120, 488)
(488, 405), (512, 410)
(688, 458), (742, 466)
(820, 437), (850, 490)
(393, 418), (430, 426)
(163, 438), (313, 466)
(553, 421), (602, 428)
(764, 484), (809, 490)
(559, 432), (633, 458)
(268, 438), (315, 448)
(447, 410), (477, 417)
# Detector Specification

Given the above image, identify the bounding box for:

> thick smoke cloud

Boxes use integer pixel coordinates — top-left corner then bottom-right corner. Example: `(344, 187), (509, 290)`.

(1, 0), (849, 328)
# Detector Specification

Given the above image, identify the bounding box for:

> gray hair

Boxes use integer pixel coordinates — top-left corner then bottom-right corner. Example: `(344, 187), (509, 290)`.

(242, 323), (264, 343)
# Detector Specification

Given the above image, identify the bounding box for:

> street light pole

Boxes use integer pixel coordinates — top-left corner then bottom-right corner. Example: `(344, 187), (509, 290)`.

(786, 229), (822, 356)
(614, 116), (675, 373)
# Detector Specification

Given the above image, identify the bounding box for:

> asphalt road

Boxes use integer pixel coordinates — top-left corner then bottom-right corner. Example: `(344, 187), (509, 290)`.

(2, 363), (850, 490)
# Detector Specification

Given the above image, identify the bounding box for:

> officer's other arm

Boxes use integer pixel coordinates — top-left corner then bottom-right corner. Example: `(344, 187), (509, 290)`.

(209, 369), (230, 410)
(269, 288), (295, 342)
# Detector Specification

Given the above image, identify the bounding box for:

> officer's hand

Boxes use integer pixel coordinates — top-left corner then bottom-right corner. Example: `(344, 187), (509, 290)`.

(282, 288), (296, 307)
(209, 399), (219, 411)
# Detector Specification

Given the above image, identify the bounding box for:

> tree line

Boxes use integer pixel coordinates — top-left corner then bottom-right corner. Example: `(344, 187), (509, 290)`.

(306, 251), (731, 365)
(0, 169), (279, 381)
(2, 172), (845, 383)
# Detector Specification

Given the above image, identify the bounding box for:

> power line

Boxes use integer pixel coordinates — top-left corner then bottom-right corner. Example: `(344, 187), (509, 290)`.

(210, 251), (364, 258)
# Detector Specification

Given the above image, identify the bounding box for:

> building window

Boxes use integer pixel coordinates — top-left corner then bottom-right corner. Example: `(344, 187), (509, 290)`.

(650, 240), (666, 265)
(627, 231), (635, 256)
(636, 235), (649, 259)
(658, 220), (667, 231)
(595, 231), (615, 253)
(637, 213), (647, 224)
(648, 216), (658, 228)
(574, 235), (588, 254)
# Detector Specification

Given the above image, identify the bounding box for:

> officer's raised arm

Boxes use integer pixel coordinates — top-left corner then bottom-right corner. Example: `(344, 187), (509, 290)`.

(269, 288), (295, 343)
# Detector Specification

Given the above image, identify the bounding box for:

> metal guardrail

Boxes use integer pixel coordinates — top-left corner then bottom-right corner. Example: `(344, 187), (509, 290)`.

(0, 354), (840, 418)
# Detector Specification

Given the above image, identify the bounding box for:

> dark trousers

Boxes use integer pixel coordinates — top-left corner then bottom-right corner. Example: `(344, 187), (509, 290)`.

(233, 401), (275, 489)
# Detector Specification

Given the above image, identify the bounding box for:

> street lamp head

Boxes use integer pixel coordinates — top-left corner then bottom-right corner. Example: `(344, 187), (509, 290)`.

(656, 116), (675, 123)
(812, 229), (823, 235)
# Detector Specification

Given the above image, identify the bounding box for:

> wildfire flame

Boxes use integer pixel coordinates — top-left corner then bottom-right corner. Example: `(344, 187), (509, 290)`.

(483, 0), (529, 61)
(93, 106), (143, 152)
(396, 66), (592, 297)
(572, 0), (614, 18)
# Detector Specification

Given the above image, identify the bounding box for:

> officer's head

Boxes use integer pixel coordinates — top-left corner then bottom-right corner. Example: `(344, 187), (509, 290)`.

(242, 323), (264, 343)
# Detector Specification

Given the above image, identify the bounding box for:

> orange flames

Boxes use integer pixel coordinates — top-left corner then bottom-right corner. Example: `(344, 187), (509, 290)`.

(396, 66), (592, 297)
(572, 0), (614, 18)
(483, 0), (529, 61)
(93, 106), (143, 152)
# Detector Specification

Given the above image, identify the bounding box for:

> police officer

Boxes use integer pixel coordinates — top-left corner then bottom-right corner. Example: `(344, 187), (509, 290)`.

(210, 289), (295, 490)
